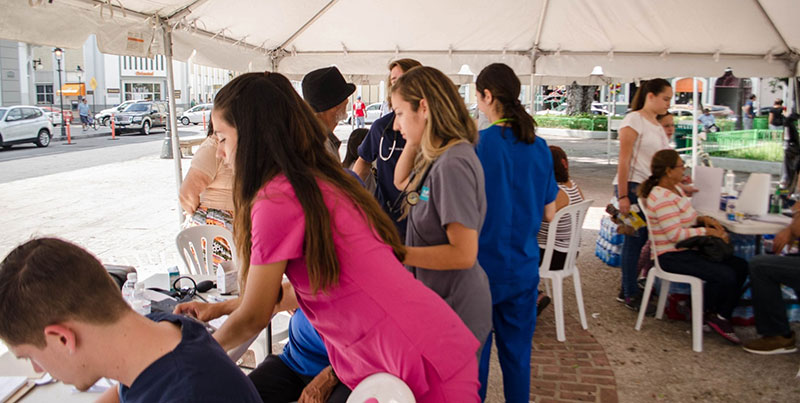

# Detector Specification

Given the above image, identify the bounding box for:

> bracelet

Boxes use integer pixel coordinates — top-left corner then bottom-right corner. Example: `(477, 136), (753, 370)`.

(618, 195), (629, 200)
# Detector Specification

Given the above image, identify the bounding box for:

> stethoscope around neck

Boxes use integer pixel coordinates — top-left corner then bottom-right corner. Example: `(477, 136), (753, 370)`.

(378, 114), (399, 161)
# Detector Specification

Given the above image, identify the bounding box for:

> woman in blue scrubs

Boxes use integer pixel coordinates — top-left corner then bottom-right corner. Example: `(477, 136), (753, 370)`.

(475, 63), (557, 402)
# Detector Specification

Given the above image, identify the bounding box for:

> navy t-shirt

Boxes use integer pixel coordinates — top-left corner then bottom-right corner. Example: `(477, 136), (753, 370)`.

(120, 313), (261, 403)
(278, 309), (330, 377)
(357, 112), (407, 238)
(476, 125), (559, 298)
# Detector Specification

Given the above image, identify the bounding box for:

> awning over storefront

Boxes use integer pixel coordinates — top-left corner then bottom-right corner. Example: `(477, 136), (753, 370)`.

(675, 78), (704, 93)
(58, 83), (85, 96)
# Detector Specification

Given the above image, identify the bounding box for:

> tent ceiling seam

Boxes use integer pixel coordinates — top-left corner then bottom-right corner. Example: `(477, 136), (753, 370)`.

(277, 0), (340, 52)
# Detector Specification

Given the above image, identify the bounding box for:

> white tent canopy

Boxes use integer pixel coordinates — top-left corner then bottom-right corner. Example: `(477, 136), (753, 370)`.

(3, 0), (798, 80)
(3, 0), (798, 222)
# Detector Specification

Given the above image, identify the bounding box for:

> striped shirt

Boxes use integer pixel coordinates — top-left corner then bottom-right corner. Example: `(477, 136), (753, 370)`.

(644, 186), (707, 256)
(537, 182), (584, 252)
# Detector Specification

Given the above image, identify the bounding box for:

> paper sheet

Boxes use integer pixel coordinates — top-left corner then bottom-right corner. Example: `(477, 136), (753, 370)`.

(691, 166), (723, 212)
(0, 376), (27, 402)
(737, 173), (771, 215)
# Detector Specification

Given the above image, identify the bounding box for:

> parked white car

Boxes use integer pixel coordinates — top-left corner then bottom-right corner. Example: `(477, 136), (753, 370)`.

(95, 100), (139, 126)
(0, 106), (54, 149)
(180, 103), (212, 125)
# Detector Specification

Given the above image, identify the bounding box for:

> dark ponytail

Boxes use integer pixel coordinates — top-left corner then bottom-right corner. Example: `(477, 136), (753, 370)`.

(638, 149), (681, 202)
(476, 63), (537, 144)
(630, 78), (671, 112)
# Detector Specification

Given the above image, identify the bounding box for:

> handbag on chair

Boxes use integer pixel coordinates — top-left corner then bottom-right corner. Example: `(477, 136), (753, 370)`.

(675, 235), (733, 262)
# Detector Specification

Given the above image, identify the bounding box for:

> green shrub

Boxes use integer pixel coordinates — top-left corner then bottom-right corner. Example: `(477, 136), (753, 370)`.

(533, 115), (609, 131)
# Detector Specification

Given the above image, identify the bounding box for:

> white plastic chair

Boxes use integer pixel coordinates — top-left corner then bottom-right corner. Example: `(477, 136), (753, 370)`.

(635, 202), (704, 352)
(346, 373), (415, 403)
(176, 225), (237, 275)
(539, 199), (593, 342)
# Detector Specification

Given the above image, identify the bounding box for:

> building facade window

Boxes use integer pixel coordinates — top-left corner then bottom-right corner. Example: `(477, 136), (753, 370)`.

(124, 82), (162, 101)
(36, 84), (54, 105)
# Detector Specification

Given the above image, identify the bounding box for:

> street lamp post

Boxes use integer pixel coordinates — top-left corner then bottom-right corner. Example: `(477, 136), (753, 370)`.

(53, 48), (66, 138)
(76, 65), (83, 102)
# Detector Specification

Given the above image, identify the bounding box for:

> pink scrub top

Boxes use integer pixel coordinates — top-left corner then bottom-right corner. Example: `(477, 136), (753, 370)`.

(250, 175), (479, 398)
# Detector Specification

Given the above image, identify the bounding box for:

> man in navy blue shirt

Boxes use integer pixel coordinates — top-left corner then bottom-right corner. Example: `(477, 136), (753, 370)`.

(352, 58), (421, 239)
(0, 238), (261, 403)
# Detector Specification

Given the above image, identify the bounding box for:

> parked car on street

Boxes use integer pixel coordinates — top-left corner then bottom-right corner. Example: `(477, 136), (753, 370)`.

(0, 106), (54, 148)
(669, 104), (734, 118)
(343, 103), (382, 125)
(180, 103), (212, 125)
(113, 101), (169, 135)
(536, 103), (568, 115)
(39, 106), (65, 126)
(95, 100), (139, 126)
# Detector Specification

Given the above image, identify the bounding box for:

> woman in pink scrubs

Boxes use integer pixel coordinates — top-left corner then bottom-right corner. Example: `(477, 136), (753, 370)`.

(178, 72), (480, 402)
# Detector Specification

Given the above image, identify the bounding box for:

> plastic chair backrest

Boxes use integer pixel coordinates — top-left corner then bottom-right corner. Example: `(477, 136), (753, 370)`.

(638, 201), (660, 256)
(175, 225), (237, 275)
(346, 373), (415, 403)
(539, 199), (593, 275)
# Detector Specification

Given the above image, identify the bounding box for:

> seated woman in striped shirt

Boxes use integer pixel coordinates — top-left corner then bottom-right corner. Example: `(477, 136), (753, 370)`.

(639, 149), (748, 344)
(536, 146), (585, 316)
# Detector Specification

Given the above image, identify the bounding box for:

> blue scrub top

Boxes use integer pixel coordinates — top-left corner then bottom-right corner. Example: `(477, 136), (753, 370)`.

(476, 125), (558, 296)
(279, 309), (330, 377)
(357, 112), (407, 238)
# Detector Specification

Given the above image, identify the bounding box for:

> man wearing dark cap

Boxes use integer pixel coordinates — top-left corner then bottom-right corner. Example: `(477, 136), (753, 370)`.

(302, 66), (356, 158)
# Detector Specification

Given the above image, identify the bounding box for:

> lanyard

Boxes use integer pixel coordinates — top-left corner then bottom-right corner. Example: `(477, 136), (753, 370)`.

(491, 118), (513, 126)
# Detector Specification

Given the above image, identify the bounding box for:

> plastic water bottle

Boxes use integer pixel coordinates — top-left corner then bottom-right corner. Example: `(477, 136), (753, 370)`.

(133, 282), (151, 315)
(725, 169), (736, 194)
(763, 234), (775, 254)
(122, 272), (137, 306)
(726, 194), (737, 221)
(168, 265), (180, 292)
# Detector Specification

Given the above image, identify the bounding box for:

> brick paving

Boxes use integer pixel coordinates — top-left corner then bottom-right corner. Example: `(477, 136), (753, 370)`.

(530, 311), (618, 403)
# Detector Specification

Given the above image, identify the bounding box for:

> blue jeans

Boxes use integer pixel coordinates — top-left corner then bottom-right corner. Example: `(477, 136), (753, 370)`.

(743, 117), (754, 130)
(615, 182), (648, 299)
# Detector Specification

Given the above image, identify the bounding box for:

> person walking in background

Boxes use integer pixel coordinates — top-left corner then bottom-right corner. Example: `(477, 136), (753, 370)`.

(353, 58), (422, 240)
(302, 66), (356, 160)
(353, 96), (366, 128)
(473, 63), (557, 402)
(769, 99), (785, 131)
(78, 98), (91, 131)
(640, 149), (747, 344)
(391, 66), (493, 362)
(614, 79), (672, 311)
(743, 94), (756, 130)
(780, 111), (799, 191)
(178, 72), (481, 402)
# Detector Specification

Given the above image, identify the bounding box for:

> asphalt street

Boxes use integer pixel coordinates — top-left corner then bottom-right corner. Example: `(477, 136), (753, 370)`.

(0, 126), (205, 183)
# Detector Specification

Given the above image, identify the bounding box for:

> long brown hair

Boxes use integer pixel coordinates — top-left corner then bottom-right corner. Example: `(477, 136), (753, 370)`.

(476, 63), (537, 144)
(213, 72), (405, 294)
(630, 78), (671, 112)
(638, 149), (681, 202)
(391, 66), (478, 217)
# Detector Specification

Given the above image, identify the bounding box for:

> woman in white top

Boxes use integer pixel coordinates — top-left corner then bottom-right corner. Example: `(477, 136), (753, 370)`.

(614, 79), (672, 310)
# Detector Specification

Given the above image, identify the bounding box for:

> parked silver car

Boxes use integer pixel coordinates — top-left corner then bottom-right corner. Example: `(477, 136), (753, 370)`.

(95, 100), (139, 126)
(0, 106), (54, 149)
(180, 103), (212, 125)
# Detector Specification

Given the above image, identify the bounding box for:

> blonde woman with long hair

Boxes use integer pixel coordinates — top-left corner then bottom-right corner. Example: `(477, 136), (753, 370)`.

(392, 66), (493, 362)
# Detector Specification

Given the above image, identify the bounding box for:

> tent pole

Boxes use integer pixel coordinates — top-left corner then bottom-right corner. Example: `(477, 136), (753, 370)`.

(162, 21), (185, 225)
(606, 80), (612, 165)
(691, 77), (698, 180)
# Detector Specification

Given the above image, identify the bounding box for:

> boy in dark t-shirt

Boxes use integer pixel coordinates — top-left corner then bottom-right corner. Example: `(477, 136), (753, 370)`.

(0, 238), (261, 403)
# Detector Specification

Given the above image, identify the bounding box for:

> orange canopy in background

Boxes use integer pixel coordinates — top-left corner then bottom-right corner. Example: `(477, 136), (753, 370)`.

(58, 83), (85, 96)
(675, 78), (704, 93)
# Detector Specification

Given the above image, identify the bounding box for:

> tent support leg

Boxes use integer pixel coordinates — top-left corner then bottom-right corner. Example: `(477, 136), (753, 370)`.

(691, 77), (698, 180)
(162, 20), (185, 226)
